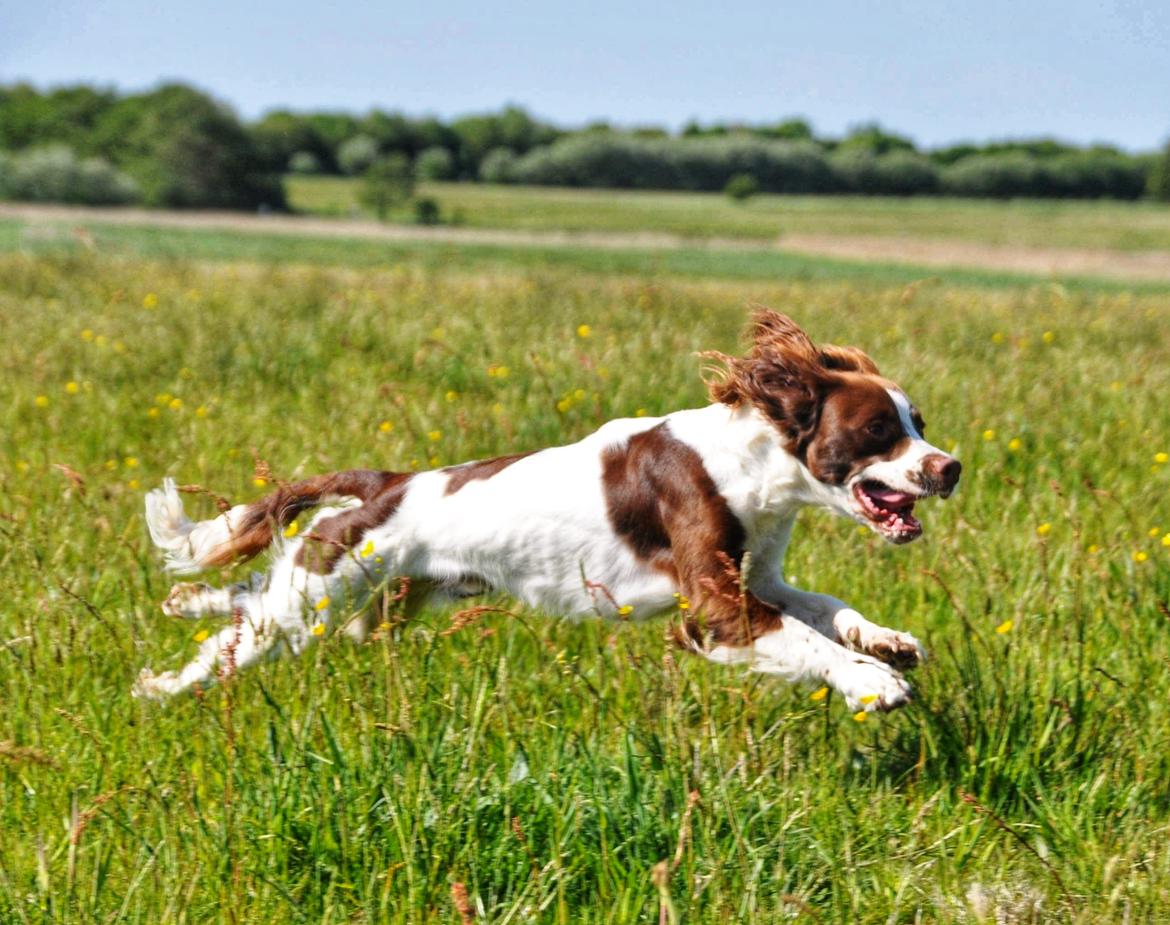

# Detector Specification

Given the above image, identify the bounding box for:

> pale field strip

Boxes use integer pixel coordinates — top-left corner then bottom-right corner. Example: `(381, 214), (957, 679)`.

(3, 201), (1170, 282)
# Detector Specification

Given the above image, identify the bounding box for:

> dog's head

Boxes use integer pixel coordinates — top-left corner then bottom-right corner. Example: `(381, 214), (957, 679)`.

(705, 309), (960, 543)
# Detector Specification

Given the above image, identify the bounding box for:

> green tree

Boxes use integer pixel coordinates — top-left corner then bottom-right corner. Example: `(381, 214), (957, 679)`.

(359, 154), (414, 220)
(88, 84), (283, 209)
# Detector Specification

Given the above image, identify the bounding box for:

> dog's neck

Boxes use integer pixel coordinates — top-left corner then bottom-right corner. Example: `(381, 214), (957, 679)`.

(665, 403), (819, 535)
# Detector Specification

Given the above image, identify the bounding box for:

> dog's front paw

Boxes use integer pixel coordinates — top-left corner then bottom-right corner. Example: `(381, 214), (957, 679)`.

(833, 656), (913, 713)
(866, 631), (926, 671)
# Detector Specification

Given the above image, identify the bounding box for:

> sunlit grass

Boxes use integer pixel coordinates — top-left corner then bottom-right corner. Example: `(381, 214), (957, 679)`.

(1, 248), (1169, 922)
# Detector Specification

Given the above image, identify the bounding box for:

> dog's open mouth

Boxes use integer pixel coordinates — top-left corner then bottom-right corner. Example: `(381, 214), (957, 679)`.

(854, 480), (923, 543)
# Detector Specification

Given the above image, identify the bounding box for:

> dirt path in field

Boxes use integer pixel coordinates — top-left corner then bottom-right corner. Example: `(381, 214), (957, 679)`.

(4, 202), (1170, 283)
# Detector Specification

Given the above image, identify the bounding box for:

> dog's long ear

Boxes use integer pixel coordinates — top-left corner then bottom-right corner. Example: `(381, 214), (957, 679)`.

(749, 308), (818, 362)
(817, 343), (881, 375)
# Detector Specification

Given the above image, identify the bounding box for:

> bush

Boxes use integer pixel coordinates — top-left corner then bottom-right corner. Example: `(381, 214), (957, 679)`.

(0, 145), (139, 205)
(288, 150), (321, 174)
(724, 173), (759, 201)
(413, 197), (441, 224)
(414, 146), (455, 181)
(337, 134), (379, 176)
(831, 149), (939, 195)
(941, 153), (1042, 198)
(510, 134), (833, 194)
(359, 154), (414, 220)
(479, 147), (517, 183)
(1150, 141), (1170, 202)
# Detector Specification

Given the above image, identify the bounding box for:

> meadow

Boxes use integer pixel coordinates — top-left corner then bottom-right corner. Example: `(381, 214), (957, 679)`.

(287, 175), (1170, 251)
(1, 216), (1169, 924)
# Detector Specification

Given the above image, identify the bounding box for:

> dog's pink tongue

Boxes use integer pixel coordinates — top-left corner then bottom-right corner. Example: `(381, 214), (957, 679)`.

(868, 487), (915, 506)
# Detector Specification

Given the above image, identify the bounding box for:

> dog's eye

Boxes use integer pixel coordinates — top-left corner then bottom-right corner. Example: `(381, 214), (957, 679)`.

(866, 420), (891, 438)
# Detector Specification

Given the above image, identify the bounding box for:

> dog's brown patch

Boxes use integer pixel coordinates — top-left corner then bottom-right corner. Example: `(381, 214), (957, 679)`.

(201, 469), (405, 569)
(601, 424), (781, 647)
(443, 452), (534, 495)
(295, 473), (414, 574)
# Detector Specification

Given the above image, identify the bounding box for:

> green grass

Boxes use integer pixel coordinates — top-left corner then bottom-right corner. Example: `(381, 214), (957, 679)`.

(4, 217), (1169, 297)
(2, 242), (1170, 923)
(288, 175), (1170, 251)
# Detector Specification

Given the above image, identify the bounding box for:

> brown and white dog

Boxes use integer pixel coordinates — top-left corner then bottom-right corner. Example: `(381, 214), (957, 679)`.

(136, 311), (960, 711)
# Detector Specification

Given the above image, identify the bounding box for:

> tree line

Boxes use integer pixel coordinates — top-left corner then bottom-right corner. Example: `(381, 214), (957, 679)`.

(1, 81), (1167, 209)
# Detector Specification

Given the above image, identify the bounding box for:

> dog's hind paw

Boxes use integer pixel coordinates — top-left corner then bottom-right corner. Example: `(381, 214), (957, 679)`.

(132, 667), (178, 701)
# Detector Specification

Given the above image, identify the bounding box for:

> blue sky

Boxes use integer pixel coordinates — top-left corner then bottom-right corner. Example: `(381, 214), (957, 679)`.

(4, 0), (1168, 150)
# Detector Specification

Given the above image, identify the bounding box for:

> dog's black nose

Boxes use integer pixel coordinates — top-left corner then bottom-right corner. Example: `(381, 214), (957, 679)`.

(923, 454), (961, 493)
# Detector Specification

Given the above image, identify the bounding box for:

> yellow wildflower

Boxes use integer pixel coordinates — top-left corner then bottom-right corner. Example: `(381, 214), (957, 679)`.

(810, 686), (828, 702)
(1042, 331), (1055, 344)
(859, 694), (878, 706)
(35, 395), (49, 408)
(282, 521), (299, 538)
(193, 630), (210, 643)
(195, 406), (208, 418)
(445, 390), (458, 403)
(128, 479), (140, 490)
(991, 332), (1005, 344)
(618, 605), (633, 617)
(124, 456), (138, 468)
(142, 292), (159, 309)
(253, 477), (268, 487)
(315, 597), (330, 611)
(1007, 438), (1022, 452)
(1161, 534), (1170, 548)
(427, 430), (442, 442)
(635, 408), (647, 417)
(81, 329), (94, 341)
(147, 407), (160, 418)
(1087, 544), (1100, 554)
(1133, 551), (1149, 563)
(1149, 527), (1161, 539)
(556, 398), (571, 413)
(65, 381), (79, 395)
(1156, 452), (1169, 464)
(15, 461), (29, 474)
(576, 324), (592, 339)
(852, 711), (868, 723)
(168, 397), (182, 411)
(104, 459), (118, 471)
(1036, 523), (1051, 536)
(982, 429), (995, 441)
(995, 619), (1013, 635)
(677, 596), (690, 611)
(360, 539), (375, 558)
(311, 623), (326, 636)
(378, 420), (394, 433)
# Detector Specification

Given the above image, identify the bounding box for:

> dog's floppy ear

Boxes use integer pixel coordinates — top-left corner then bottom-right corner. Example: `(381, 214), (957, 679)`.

(817, 343), (881, 375)
(749, 308), (818, 362)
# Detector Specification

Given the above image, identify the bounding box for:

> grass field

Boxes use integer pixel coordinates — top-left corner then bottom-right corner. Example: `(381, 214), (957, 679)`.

(2, 221), (1170, 923)
(286, 175), (1170, 252)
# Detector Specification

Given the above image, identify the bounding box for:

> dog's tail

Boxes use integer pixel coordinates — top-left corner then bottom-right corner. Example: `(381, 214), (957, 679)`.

(144, 470), (397, 574)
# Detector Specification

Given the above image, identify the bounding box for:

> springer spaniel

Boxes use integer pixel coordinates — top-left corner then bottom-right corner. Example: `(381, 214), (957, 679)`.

(136, 310), (960, 711)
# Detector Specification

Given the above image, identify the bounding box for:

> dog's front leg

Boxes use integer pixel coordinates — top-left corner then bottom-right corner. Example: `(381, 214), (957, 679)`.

(676, 557), (912, 712)
(748, 563), (925, 670)
(785, 586), (925, 671)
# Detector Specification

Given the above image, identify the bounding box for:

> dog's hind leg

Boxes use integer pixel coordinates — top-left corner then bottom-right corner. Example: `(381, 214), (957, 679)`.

(133, 599), (283, 699)
(161, 573), (266, 619)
